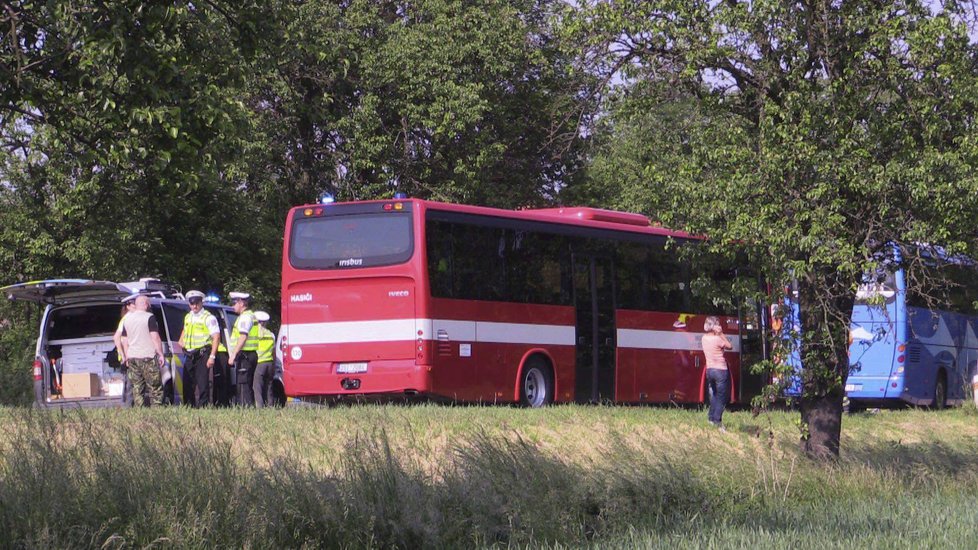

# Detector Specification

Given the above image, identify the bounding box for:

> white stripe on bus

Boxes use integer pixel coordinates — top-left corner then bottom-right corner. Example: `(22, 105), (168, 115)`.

(284, 320), (741, 352)
(285, 319), (419, 345)
(422, 319), (576, 345)
(617, 329), (742, 352)
(284, 319), (575, 346)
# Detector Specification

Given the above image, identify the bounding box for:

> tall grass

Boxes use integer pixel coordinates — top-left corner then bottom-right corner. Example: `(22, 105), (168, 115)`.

(0, 406), (977, 548)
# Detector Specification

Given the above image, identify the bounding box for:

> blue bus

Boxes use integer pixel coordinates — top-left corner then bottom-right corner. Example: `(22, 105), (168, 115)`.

(846, 259), (978, 409)
(779, 253), (978, 408)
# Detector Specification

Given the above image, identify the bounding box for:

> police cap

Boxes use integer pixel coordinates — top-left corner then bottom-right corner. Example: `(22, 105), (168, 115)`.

(255, 311), (270, 322)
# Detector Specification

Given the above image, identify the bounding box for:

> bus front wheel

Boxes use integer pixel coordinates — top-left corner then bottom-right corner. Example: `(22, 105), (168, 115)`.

(519, 359), (553, 408)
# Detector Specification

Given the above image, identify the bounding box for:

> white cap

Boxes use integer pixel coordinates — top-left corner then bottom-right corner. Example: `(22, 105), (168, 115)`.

(255, 311), (270, 322)
(229, 291), (250, 300)
(186, 290), (206, 300)
(121, 292), (142, 304)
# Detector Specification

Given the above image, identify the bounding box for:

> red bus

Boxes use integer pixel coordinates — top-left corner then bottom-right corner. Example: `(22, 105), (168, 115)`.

(280, 198), (767, 406)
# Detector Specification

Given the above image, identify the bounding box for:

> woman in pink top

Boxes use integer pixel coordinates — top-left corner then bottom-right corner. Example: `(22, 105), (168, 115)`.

(702, 316), (732, 430)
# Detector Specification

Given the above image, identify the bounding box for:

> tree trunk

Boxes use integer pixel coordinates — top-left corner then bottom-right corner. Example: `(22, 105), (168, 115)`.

(799, 392), (843, 459)
(796, 273), (853, 460)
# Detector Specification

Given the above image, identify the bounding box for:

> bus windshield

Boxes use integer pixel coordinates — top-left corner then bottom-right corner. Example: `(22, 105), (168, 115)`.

(289, 212), (414, 270)
(855, 270), (897, 303)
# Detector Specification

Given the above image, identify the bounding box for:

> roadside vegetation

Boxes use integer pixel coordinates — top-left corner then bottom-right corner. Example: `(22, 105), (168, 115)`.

(1, 404), (976, 548)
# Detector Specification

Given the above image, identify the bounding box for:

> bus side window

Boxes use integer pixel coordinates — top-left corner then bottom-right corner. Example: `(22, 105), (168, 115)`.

(616, 242), (647, 310)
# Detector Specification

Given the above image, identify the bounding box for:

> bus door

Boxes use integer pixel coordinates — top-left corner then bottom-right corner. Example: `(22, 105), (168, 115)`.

(738, 299), (768, 402)
(573, 255), (617, 402)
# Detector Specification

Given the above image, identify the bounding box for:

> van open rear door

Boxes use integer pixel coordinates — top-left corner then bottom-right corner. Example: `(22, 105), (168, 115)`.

(3, 279), (131, 408)
(3, 279), (130, 305)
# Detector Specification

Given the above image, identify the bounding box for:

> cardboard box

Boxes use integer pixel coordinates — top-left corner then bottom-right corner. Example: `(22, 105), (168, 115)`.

(62, 373), (100, 398)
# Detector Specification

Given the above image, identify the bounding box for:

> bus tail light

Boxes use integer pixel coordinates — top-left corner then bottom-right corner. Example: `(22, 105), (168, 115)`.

(32, 359), (43, 381)
(279, 335), (288, 351)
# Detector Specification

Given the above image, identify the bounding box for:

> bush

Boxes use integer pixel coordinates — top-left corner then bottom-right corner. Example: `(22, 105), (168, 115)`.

(0, 301), (37, 406)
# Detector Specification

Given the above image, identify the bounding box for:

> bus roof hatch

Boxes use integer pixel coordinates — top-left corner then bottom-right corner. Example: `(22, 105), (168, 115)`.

(527, 207), (651, 227)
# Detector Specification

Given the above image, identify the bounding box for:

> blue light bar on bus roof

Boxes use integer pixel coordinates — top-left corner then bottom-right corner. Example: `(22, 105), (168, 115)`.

(320, 192), (335, 204)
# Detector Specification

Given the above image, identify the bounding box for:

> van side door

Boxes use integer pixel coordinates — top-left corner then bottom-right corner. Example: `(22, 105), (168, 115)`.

(159, 302), (191, 404)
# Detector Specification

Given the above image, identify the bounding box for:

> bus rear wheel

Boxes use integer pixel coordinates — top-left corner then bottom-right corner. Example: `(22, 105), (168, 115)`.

(519, 359), (553, 408)
(932, 372), (947, 410)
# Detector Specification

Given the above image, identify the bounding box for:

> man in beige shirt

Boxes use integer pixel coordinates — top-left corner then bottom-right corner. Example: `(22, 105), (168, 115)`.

(113, 295), (165, 406)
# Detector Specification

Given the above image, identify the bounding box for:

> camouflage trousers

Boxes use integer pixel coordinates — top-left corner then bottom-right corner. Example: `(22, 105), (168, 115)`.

(126, 357), (163, 407)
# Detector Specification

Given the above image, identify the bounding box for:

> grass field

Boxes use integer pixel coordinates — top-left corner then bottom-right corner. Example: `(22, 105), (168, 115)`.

(1, 403), (977, 548)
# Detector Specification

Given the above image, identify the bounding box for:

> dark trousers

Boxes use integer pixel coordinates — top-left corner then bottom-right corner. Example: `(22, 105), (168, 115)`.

(212, 351), (232, 407)
(706, 368), (730, 424)
(184, 347), (212, 407)
(253, 362), (273, 408)
(121, 365), (133, 406)
(235, 350), (258, 407)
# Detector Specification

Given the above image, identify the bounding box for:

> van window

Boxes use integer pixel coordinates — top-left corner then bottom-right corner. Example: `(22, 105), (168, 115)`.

(162, 303), (191, 343)
(150, 306), (169, 342)
(224, 311), (238, 343)
(48, 305), (122, 341)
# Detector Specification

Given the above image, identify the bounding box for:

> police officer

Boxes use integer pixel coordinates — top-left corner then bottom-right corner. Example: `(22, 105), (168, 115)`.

(179, 290), (220, 407)
(253, 311), (276, 407)
(228, 291), (260, 406)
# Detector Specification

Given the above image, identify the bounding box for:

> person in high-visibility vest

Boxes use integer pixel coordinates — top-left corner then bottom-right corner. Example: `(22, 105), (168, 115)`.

(228, 291), (260, 406)
(253, 310), (276, 408)
(178, 290), (220, 407)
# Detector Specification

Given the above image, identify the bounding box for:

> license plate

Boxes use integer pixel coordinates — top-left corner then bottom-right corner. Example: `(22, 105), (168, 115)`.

(336, 362), (368, 374)
(845, 384), (862, 392)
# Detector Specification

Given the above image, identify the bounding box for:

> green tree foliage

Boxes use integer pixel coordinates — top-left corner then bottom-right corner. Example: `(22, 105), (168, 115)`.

(0, 1), (269, 284)
(572, 0), (978, 457)
(0, 1), (592, 404)
(247, 0), (592, 210)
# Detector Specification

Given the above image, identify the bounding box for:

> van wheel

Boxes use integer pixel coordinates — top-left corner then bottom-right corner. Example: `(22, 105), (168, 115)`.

(932, 372), (947, 410)
(519, 358), (553, 408)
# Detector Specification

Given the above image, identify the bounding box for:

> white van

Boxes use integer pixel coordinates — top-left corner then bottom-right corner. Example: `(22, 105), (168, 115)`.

(3, 278), (284, 408)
